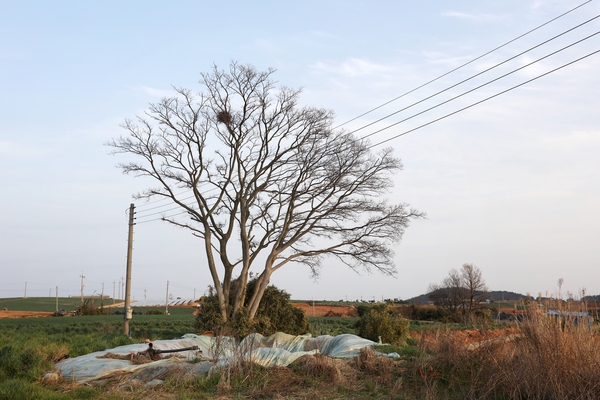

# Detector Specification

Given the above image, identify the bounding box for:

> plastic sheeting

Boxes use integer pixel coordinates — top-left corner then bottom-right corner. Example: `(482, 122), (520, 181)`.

(53, 332), (376, 383)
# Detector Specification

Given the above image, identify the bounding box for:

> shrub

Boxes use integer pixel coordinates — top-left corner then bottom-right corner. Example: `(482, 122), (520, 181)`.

(355, 303), (410, 345)
(195, 278), (309, 337)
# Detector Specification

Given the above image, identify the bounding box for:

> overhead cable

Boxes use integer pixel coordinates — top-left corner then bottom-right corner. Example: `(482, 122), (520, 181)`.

(332, 0), (592, 130)
(349, 14), (600, 138)
(367, 48), (600, 149)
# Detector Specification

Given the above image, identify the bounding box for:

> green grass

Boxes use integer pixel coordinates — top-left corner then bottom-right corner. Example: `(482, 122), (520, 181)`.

(309, 316), (358, 336)
(0, 310), (199, 399)
(0, 297), (197, 316)
(0, 297), (96, 313)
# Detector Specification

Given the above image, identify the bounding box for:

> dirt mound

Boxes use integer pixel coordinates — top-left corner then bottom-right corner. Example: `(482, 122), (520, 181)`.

(292, 303), (358, 317)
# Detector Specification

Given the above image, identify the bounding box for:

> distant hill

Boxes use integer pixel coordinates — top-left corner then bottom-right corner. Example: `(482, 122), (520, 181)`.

(406, 290), (528, 305)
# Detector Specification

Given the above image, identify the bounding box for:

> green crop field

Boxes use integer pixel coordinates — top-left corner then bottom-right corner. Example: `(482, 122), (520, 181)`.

(0, 297), (195, 316)
(0, 297), (91, 312)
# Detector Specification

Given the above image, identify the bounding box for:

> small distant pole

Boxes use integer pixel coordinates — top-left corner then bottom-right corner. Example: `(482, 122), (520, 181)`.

(112, 280), (116, 304)
(24, 281), (27, 298)
(123, 203), (135, 335)
(55, 286), (59, 312)
(165, 281), (170, 315)
(80, 272), (85, 304)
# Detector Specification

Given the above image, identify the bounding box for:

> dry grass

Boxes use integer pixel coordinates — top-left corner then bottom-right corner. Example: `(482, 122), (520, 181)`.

(407, 311), (600, 399)
(486, 312), (600, 399)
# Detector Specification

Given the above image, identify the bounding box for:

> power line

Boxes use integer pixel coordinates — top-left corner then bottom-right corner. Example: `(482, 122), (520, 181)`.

(367, 48), (600, 149)
(332, 0), (592, 130)
(347, 14), (600, 138)
(136, 209), (193, 225)
(358, 29), (600, 142)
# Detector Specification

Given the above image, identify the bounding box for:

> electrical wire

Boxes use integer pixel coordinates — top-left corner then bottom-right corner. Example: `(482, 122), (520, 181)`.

(332, 0), (592, 130)
(358, 29), (600, 141)
(347, 14), (600, 138)
(367, 48), (600, 149)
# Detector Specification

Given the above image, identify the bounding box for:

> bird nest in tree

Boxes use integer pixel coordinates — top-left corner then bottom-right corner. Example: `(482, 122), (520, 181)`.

(216, 110), (232, 124)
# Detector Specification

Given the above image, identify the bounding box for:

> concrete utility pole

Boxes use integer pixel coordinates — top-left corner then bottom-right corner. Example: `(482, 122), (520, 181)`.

(55, 286), (58, 312)
(112, 280), (116, 304)
(80, 273), (85, 304)
(123, 203), (135, 335)
(165, 281), (170, 316)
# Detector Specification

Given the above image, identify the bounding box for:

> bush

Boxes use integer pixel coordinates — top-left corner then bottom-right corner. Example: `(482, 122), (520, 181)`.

(355, 303), (410, 345)
(195, 278), (309, 337)
(402, 304), (452, 322)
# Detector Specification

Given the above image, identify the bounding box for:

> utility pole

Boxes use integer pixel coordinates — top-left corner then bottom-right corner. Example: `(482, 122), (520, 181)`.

(165, 281), (170, 316)
(55, 286), (58, 312)
(80, 272), (85, 304)
(144, 289), (147, 301)
(123, 203), (135, 335)
(113, 280), (116, 303)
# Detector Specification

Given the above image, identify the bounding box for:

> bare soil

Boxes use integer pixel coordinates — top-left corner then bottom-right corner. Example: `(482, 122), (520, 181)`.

(0, 310), (54, 319)
(292, 303), (358, 317)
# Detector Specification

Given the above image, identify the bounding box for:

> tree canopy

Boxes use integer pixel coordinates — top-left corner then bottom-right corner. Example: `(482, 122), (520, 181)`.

(107, 62), (424, 326)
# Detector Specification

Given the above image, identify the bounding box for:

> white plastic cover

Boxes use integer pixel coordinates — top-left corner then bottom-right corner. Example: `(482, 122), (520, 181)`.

(53, 332), (376, 383)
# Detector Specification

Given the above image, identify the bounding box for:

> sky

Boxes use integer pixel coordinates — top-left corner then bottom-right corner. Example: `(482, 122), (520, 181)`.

(1, 0), (599, 304)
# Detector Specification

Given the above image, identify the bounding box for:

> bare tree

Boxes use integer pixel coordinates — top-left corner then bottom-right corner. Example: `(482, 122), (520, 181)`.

(107, 62), (424, 325)
(428, 263), (489, 318)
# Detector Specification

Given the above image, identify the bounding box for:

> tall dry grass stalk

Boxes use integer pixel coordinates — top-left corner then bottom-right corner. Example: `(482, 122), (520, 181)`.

(487, 311), (600, 399)
(413, 309), (600, 399)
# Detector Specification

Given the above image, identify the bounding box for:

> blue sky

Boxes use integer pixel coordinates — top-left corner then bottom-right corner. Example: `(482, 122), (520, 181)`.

(1, 0), (599, 302)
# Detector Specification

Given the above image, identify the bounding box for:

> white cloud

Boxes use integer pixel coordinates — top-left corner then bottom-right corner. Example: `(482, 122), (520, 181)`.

(0, 140), (41, 159)
(312, 58), (395, 77)
(138, 85), (176, 98)
(441, 11), (504, 23)
(544, 129), (600, 150)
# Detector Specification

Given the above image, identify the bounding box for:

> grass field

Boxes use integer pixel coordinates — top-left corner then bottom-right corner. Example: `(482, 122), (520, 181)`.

(2, 298), (600, 399)
(0, 296), (195, 316)
(0, 297), (96, 312)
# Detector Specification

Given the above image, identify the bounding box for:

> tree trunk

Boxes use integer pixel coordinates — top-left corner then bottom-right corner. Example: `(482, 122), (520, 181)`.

(247, 265), (273, 321)
(203, 227), (227, 321)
